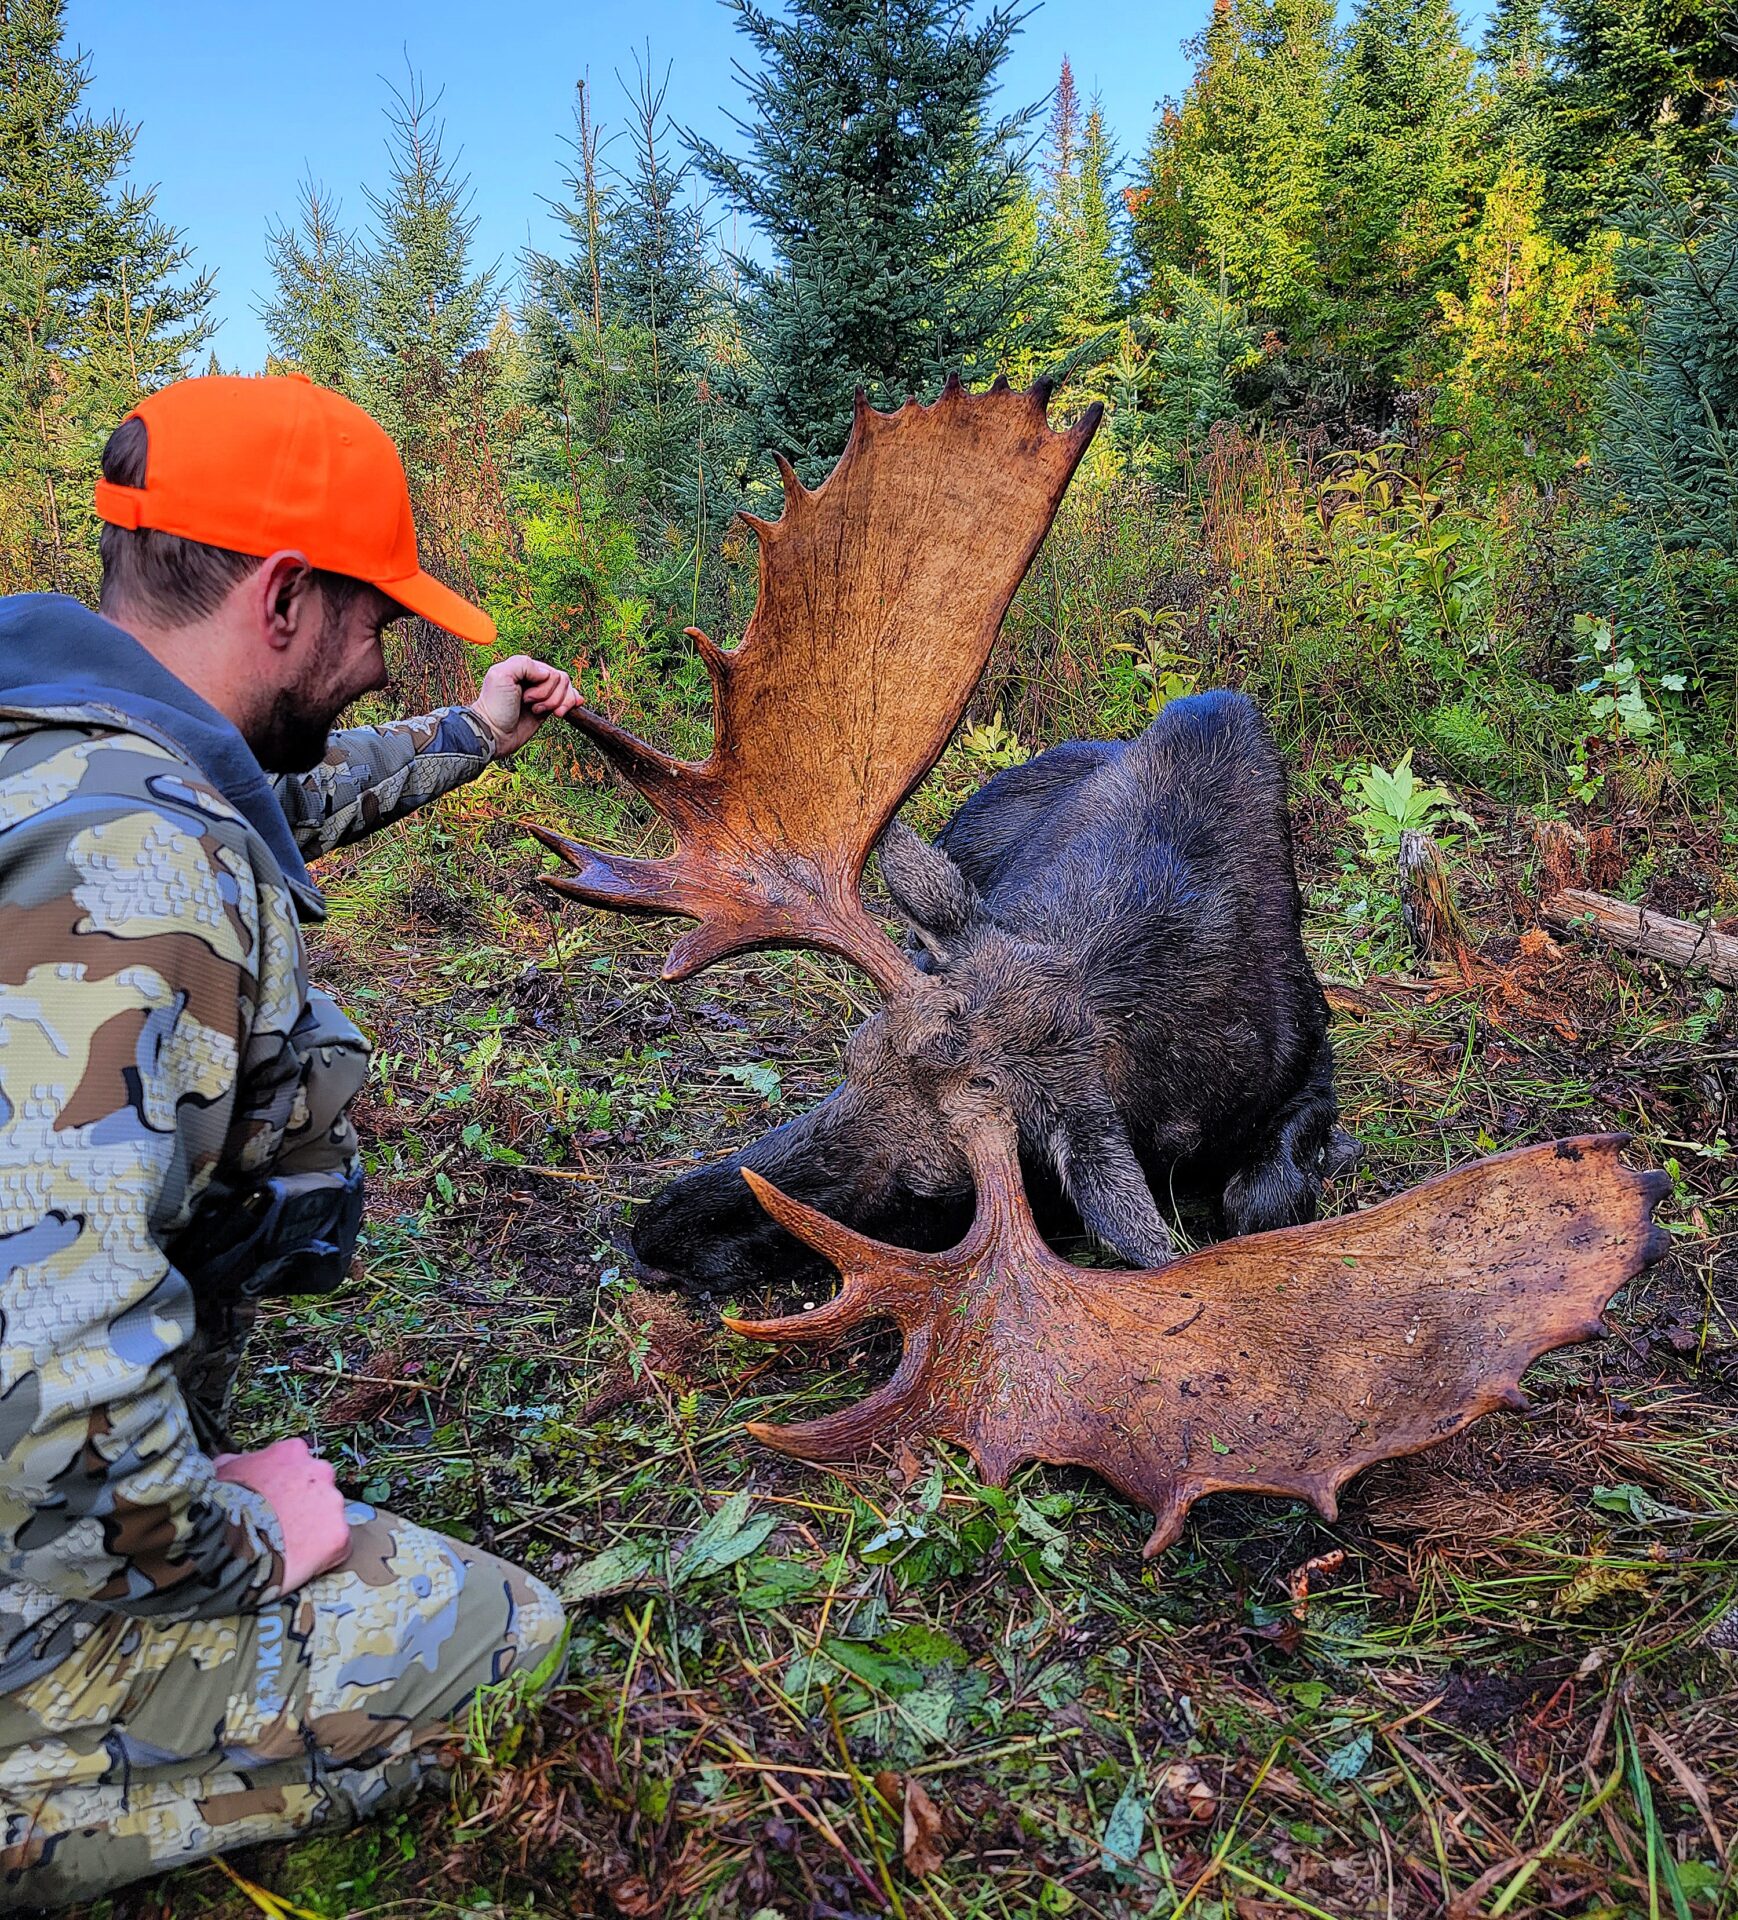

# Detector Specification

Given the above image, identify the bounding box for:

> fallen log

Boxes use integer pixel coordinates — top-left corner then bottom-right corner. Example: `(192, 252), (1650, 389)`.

(1543, 887), (1738, 988)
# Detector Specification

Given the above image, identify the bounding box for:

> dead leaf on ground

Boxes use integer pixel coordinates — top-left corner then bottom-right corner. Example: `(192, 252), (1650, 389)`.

(1154, 1760), (1217, 1822)
(903, 1775), (949, 1877)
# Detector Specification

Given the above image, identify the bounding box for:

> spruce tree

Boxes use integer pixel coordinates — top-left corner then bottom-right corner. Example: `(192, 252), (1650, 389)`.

(690, 0), (1043, 468)
(353, 68), (502, 702)
(1587, 162), (1738, 702)
(1480, 0), (1554, 155)
(1038, 56), (1083, 256)
(1074, 105), (1121, 330)
(1129, 101), (1195, 298)
(1132, 0), (1337, 340)
(520, 78), (612, 475)
(1037, 62), (1120, 344)
(1324, 0), (1481, 392)
(597, 60), (720, 527)
(260, 176), (364, 394)
(1540, 0), (1737, 239)
(357, 69), (499, 491)
(0, 0), (212, 595)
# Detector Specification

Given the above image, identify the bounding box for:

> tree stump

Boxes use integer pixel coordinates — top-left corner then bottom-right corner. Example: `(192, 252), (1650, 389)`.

(1532, 817), (1589, 897)
(1398, 829), (1474, 974)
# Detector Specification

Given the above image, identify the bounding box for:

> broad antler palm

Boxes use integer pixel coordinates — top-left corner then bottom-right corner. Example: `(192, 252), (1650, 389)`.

(532, 376), (1100, 994)
(539, 376), (1668, 1551)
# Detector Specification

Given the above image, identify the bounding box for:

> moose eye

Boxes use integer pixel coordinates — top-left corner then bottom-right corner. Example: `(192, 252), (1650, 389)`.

(966, 1073), (998, 1094)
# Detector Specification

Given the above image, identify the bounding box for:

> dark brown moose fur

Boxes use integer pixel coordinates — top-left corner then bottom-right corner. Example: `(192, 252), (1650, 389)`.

(633, 690), (1355, 1297)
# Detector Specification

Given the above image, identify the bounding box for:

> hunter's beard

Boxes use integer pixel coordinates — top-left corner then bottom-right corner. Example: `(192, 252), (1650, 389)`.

(250, 617), (356, 773)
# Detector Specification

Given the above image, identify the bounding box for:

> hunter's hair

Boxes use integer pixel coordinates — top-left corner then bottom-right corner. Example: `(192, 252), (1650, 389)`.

(98, 415), (368, 629)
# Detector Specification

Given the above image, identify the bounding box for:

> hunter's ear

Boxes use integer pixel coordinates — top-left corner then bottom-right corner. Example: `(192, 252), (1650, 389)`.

(878, 821), (985, 963)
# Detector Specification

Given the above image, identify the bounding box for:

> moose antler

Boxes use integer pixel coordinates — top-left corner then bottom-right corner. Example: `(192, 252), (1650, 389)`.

(726, 1127), (1669, 1553)
(534, 376), (1101, 993)
(542, 375), (1671, 1548)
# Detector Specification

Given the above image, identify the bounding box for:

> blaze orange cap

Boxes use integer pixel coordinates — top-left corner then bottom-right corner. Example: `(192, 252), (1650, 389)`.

(93, 372), (496, 645)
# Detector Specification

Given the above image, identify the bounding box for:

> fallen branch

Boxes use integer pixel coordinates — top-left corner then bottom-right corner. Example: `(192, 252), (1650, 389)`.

(1544, 888), (1738, 988)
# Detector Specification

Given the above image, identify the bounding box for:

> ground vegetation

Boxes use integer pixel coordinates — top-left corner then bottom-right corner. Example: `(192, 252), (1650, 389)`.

(6, 0), (1734, 1911)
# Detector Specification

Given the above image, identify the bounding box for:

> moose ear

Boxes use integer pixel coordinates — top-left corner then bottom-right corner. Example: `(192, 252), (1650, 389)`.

(877, 821), (985, 964)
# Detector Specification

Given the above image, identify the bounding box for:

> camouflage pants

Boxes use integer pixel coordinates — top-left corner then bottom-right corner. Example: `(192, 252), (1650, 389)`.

(0, 1506), (566, 1909)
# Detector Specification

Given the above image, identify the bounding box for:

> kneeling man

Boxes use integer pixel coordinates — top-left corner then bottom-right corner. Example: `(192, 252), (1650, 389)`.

(0, 374), (577, 1905)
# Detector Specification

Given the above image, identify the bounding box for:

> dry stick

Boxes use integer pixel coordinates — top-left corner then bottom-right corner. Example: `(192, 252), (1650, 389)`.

(1544, 888), (1738, 988)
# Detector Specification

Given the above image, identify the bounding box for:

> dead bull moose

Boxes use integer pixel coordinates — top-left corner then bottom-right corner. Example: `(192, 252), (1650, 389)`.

(634, 690), (1360, 1298)
(531, 375), (1667, 1553)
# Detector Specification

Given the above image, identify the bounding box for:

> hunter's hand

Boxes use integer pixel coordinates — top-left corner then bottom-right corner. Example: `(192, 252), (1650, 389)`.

(213, 1438), (351, 1592)
(474, 654), (583, 757)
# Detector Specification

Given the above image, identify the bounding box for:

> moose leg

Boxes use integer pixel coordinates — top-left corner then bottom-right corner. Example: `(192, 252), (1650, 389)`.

(1220, 1041), (1352, 1237)
(1051, 1103), (1178, 1267)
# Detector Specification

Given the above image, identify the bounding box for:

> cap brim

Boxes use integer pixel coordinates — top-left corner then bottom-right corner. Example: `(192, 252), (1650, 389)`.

(378, 568), (497, 646)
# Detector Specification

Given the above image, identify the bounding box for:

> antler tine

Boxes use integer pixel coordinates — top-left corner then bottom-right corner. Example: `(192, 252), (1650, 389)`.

(555, 702), (684, 797)
(769, 450), (807, 507)
(742, 1324), (942, 1459)
(723, 1166), (962, 1346)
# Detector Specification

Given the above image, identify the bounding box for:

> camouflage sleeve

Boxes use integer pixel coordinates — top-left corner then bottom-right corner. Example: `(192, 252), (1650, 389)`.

(0, 738), (290, 1619)
(274, 706), (498, 860)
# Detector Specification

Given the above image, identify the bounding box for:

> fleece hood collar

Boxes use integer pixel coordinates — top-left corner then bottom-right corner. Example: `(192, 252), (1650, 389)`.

(0, 592), (323, 919)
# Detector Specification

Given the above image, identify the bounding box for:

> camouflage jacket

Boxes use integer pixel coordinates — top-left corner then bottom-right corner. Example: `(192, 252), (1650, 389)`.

(0, 595), (496, 1653)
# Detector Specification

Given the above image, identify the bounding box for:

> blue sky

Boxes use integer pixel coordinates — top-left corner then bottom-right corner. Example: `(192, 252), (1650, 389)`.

(66, 0), (1488, 372)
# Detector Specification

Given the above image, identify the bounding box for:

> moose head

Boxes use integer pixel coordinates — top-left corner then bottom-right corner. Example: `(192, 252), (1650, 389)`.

(632, 818), (1175, 1296)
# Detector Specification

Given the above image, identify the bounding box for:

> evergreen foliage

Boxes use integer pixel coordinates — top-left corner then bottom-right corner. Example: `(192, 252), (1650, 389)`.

(519, 81), (611, 481)
(1540, 0), (1738, 239)
(260, 176), (364, 395)
(357, 70), (500, 493)
(15, 0), (1738, 777)
(597, 62), (721, 531)
(1585, 161), (1738, 703)
(1129, 274), (1259, 472)
(1037, 62), (1121, 346)
(350, 69), (506, 703)
(689, 0), (1043, 469)
(1323, 0), (1480, 393)
(1136, 0), (1338, 338)
(0, 0), (212, 595)
(1480, 0), (1555, 156)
